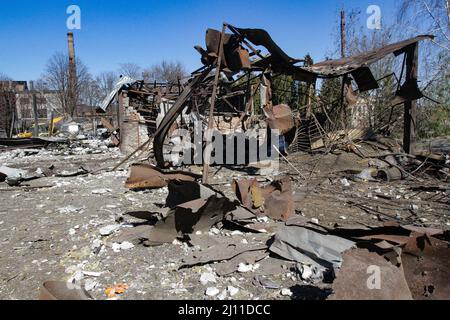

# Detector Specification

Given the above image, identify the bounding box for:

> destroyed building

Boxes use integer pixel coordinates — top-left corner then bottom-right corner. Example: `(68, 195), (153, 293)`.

(1, 24), (448, 302)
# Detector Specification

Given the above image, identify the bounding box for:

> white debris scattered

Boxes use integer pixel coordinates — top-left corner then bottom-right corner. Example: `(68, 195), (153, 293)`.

(227, 286), (239, 297)
(217, 289), (228, 300)
(195, 231), (203, 235)
(339, 216), (347, 220)
(205, 287), (220, 297)
(257, 216), (269, 223)
(300, 265), (313, 281)
(58, 205), (82, 214)
(68, 270), (84, 283)
(200, 272), (217, 285)
(84, 279), (98, 291)
(82, 271), (102, 277)
(172, 239), (183, 245)
(91, 238), (103, 250)
(92, 188), (112, 195)
(237, 263), (260, 273)
(280, 288), (293, 296)
(99, 225), (121, 236)
(241, 238), (248, 244)
(230, 230), (243, 236)
(340, 178), (350, 187)
(69, 228), (76, 236)
(311, 218), (319, 224)
(112, 241), (134, 252)
(209, 227), (221, 235)
(120, 241), (134, 250)
(419, 218), (428, 223)
(410, 204), (419, 211)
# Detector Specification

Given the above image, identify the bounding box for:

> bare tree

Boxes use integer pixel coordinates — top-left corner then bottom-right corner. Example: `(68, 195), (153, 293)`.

(78, 75), (103, 108)
(143, 60), (188, 83)
(398, 0), (450, 52)
(118, 63), (142, 79)
(397, 0), (449, 136)
(96, 71), (118, 98)
(0, 73), (11, 81)
(40, 52), (91, 116)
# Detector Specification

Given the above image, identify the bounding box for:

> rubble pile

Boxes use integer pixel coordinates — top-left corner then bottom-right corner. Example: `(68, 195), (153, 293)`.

(0, 24), (448, 301)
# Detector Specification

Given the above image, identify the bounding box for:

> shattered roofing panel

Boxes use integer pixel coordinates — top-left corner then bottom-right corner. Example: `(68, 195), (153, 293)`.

(99, 76), (135, 111)
(229, 25), (318, 83)
(231, 26), (297, 64)
(307, 35), (434, 77)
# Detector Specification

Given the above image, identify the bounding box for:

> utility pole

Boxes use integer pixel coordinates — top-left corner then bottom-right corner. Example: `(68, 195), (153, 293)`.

(340, 10), (346, 58)
(30, 81), (39, 137)
(67, 32), (77, 117)
(403, 44), (419, 154)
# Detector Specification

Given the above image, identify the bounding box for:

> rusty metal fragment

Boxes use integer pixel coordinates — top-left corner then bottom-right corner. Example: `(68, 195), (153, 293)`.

(125, 163), (200, 190)
(263, 178), (295, 221)
(401, 233), (450, 300)
(264, 104), (295, 134)
(39, 281), (92, 300)
(329, 248), (413, 300)
(232, 177), (294, 221)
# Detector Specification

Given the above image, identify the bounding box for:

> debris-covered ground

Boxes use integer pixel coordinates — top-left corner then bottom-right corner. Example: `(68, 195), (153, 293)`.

(0, 137), (449, 300)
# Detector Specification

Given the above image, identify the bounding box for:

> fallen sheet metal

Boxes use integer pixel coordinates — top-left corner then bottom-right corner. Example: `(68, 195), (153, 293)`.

(0, 165), (43, 186)
(214, 250), (269, 276)
(182, 233), (269, 268)
(173, 196), (235, 235)
(126, 195), (237, 246)
(401, 233), (450, 300)
(125, 163), (200, 190)
(182, 243), (268, 268)
(0, 166), (27, 182)
(39, 281), (92, 300)
(55, 166), (89, 177)
(269, 225), (355, 274)
(329, 249), (413, 300)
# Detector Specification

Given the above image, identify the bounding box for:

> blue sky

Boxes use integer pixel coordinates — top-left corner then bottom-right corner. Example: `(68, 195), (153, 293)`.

(0, 0), (398, 80)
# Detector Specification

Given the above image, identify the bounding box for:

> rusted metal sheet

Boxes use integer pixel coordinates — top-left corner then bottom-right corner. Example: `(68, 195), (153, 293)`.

(39, 281), (92, 300)
(232, 177), (294, 221)
(125, 163), (200, 190)
(205, 29), (250, 72)
(401, 233), (450, 300)
(264, 104), (295, 134)
(263, 177), (295, 221)
(329, 248), (413, 300)
(308, 35), (434, 77)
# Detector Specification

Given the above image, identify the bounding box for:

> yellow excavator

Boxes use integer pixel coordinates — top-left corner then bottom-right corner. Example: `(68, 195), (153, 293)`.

(17, 116), (64, 138)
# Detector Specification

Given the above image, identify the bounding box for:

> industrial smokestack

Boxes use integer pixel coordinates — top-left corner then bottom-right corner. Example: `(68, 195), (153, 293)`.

(67, 32), (77, 117)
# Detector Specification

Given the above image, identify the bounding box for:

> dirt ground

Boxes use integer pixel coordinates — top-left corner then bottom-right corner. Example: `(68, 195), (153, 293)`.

(0, 143), (448, 300)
